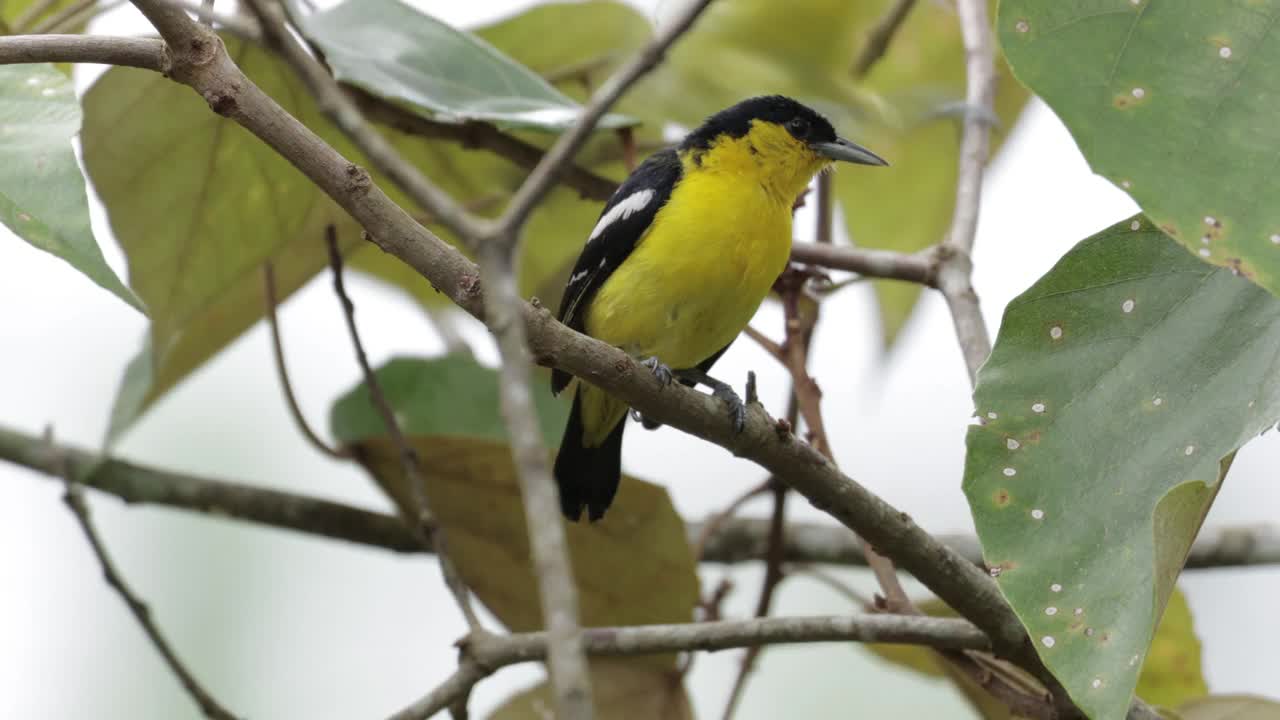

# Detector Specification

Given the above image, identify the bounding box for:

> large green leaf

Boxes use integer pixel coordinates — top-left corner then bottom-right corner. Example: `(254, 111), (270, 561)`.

(963, 218), (1280, 719)
(292, 0), (634, 132)
(0, 64), (141, 312)
(999, 0), (1280, 297)
(331, 354), (700, 673)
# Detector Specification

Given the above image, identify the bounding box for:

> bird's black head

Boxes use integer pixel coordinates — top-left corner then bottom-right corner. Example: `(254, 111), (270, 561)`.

(679, 95), (887, 171)
(681, 95), (838, 151)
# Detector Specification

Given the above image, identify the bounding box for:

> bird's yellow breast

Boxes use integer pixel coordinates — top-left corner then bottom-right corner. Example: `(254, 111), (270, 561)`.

(585, 136), (801, 369)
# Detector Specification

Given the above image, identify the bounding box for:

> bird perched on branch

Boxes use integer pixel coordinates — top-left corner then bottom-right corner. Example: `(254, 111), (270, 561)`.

(551, 95), (887, 522)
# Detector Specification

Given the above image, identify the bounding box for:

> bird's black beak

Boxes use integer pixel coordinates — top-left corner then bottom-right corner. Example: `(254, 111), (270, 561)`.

(810, 137), (888, 166)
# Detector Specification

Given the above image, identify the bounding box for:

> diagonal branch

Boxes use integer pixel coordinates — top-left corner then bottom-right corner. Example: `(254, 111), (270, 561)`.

(494, 0), (717, 236)
(50, 432), (240, 720)
(852, 0), (918, 77)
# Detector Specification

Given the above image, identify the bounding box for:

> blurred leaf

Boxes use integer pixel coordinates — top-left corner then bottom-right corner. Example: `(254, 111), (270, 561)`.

(999, 1), (1280, 298)
(329, 354), (567, 447)
(3, 0), (90, 35)
(332, 354), (698, 671)
(1138, 589), (1207, 708)
(1179, 696), (1280, 720)
(476, 0), (652, 96)
(292, 0), (634, 132)
(487, 660), (693, 720)
(0, 64), (141, 312)
(84, 36), (480, 436)
(963, 218), (1280, 720)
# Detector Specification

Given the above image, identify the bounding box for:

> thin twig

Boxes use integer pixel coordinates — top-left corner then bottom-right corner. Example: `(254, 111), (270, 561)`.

(43, 0), (129, 34)
(163, 0), (261, 38)
(789, 242), (937, 286)
(325, 229), (482, 633)
(392, 613), (990, 719)
(720, 479), (789, 720)
(938, 0), (998, 383)
(47, 430), (240, 720)
(691, 479), (772, 561)
(786, 564), (873, 607)
(477, 241), (595, 720)
(262, 262), (348, 460)
(852, 0), (919, 78)
(495, 0), (716, 237)
(742, 325), (785, 362)
(199, 0), (213, 27)
(0, 34), (167, 70)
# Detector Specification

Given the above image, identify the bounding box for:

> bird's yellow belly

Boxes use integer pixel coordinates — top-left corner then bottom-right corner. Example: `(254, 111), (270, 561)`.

(585, 177), (792, 369)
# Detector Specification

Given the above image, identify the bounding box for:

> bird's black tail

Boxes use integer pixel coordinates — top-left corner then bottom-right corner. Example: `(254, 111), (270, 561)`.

(554, 389), (626, 522)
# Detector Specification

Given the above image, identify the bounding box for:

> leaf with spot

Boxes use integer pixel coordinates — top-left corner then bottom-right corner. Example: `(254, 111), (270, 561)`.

(999, 0), (1280, 298)
(290, 0), (635, 132)
(329, 354), (700, 674)
(0, 64), (141, 312)
(963, 217), (1280, 720)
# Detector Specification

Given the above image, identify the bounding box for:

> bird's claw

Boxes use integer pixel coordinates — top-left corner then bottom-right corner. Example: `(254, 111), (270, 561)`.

(641, 356), (673, 387)
(712, 383), (748, 434)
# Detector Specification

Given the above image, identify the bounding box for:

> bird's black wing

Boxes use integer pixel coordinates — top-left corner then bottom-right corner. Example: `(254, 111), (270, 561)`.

(551, 148), (683, 395)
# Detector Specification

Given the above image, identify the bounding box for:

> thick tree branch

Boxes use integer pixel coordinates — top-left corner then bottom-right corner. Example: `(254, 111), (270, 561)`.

(394, 614), (989, 719)
(5, 426), (1275, 571)
(0, 34), (166, 70)
(52, 435), (240, 720)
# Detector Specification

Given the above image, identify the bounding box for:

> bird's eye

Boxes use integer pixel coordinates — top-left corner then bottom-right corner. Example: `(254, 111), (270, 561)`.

(787, 117), (810, 139)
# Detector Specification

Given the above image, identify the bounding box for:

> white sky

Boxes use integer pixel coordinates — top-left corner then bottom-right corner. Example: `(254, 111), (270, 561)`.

(1, 1), (1277, 718)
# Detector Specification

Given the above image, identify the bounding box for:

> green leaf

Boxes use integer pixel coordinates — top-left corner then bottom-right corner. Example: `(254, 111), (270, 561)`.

(291, 0), (635, 132)
(1137, 589), (1207, 708)
(83, 35), (468, 435)
(328, 354), (567, 448)
(963, 217), (1280, 720)
(487, 660), (693, 720)
(1179, 696), (1280, 720)
(0, 64), (142, 312)
(475, 0), (652, 95)
(332, 354), (699, 672)
(998, 0), (1280, 297)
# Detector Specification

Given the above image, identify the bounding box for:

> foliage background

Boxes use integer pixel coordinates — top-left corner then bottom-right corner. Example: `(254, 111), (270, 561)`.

(0, 0), (1277, 718)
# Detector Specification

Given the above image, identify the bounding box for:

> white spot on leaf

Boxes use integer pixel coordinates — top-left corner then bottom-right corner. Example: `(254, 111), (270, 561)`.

(1185, 445), (1195, 456)
(1007, 438), (1021, 450)
(1153, 397), (1163, 407)
(1122, 299), (1135, 313)
(1220, 46), (1232, 59)
(1032, 402), (1046, 414)
(1271, 234), (1280, 245)
(1041, 636), (1056, 648)
(987, 412), (998, 420)
(1091, 678), (1104, 689)
(1031, 508), (1045, 520)
(1050, 326), (1063, 340)
(1015, 19), (1029, 33)
(1074, 608), (1084, 616)
(1130, 220), (1141, 231)
(1050, 583), (1062, 593)
(1045, 607), (1058, 616)
(1003, 467), (1017, 477)
(1199, 248), (1211, 257)
(1131, 87), (1146, 99)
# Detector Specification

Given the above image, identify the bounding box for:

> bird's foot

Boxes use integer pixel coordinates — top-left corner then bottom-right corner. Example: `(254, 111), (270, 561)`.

(641, 355), (673, 387)
(675, 368), (748, 434)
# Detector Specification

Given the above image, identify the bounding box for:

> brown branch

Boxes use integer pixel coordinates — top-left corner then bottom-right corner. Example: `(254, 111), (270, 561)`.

(0, 34), (167, 70)
(789, 241), (937, 286)
(938, 0), (997, 383)
(393, 614), (990, 719)
(324, 229), (483, 633)
(262, 262), (348, 460)
(852, 0), (918, 77)
(49, 432), (240, 720)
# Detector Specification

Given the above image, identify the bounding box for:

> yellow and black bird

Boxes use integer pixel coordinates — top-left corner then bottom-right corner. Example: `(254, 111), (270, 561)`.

(551, 95), (887, 522)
